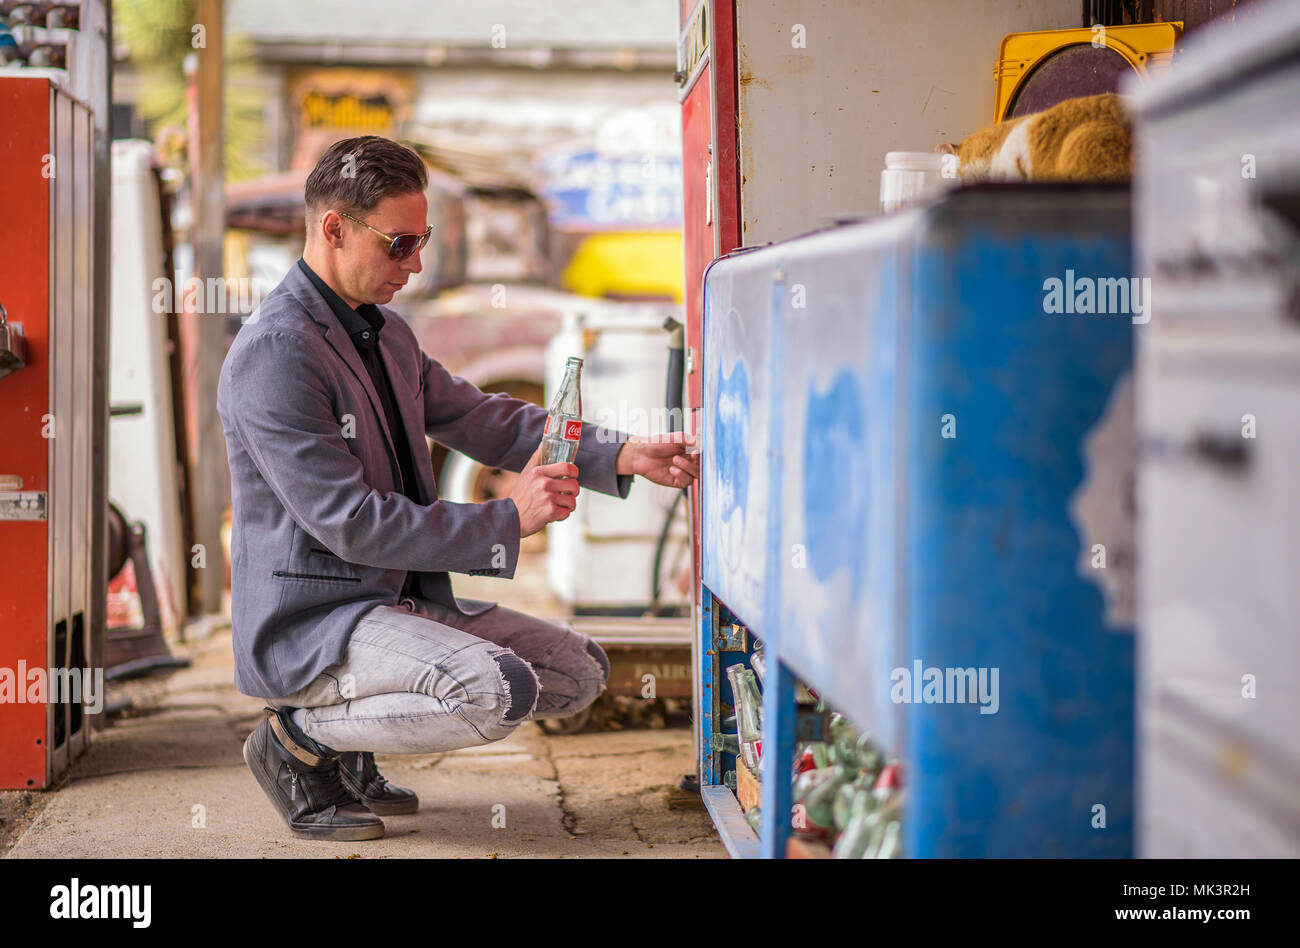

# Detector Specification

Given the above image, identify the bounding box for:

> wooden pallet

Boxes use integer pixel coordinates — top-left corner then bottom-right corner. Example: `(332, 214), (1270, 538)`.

(736, 755), (761, 812)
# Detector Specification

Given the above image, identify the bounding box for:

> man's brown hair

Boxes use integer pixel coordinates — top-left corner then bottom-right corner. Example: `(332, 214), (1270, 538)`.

(303, 136), (428, 235)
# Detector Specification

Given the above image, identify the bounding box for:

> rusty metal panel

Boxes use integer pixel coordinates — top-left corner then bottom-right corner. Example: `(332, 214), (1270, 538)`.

(568, 615), (694, 698)
(605, 645), (694, 698)
(1154, 0), (1267, 34)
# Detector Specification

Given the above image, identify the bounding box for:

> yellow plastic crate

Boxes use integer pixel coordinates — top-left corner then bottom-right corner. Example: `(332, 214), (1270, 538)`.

(994, 22), (1183, 121)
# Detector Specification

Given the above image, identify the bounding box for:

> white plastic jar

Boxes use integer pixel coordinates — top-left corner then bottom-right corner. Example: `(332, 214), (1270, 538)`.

(880, 151), (953, 213)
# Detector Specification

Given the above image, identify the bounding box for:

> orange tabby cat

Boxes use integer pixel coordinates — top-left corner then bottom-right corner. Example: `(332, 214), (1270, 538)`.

(937, 92), (1132, 182)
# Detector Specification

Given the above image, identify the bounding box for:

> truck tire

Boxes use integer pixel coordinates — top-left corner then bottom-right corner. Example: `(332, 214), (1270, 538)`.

(439, 449), (519, 505)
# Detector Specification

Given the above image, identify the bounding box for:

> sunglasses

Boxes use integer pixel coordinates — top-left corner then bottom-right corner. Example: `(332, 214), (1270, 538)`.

(338, 211), (433, 260)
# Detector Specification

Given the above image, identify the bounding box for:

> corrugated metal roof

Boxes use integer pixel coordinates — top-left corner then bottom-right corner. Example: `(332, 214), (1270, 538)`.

(227, 0), (678, 50)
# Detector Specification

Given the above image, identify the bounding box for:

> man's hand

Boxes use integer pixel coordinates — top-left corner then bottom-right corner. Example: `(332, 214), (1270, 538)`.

(616, 432), (700, 489)
(509, 443), (580, 538)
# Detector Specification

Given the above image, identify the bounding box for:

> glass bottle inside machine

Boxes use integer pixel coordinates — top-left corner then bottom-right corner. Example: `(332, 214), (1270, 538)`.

(726, 663), (764, 773)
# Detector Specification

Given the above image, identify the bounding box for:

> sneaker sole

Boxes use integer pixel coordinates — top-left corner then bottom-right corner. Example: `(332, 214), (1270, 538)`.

(242, 724), (385, 842)
(285, 820), (386, 842)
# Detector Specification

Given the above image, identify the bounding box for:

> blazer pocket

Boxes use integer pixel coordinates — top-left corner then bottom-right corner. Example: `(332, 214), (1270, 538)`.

(272, 570), (361, 584)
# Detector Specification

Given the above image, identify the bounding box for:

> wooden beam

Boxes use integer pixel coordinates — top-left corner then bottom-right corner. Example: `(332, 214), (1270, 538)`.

(190, 0), (229, 619)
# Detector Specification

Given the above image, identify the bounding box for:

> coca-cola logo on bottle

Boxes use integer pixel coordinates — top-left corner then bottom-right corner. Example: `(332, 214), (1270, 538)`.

(563, 420), (582, 441)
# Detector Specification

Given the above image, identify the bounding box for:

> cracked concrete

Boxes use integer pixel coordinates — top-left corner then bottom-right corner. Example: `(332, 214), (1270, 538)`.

(2, 556), (724, 860)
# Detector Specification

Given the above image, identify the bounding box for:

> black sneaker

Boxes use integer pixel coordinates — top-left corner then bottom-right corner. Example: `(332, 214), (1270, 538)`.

(338, 750), (419, 815)
(242, 707), (385, 841)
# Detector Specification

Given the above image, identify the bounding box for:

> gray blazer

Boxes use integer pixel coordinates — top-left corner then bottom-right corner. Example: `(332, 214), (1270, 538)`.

(216, 263), (631, 698)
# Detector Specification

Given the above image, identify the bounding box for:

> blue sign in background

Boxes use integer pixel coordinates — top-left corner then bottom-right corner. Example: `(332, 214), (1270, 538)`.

(536, 148), (683, 229)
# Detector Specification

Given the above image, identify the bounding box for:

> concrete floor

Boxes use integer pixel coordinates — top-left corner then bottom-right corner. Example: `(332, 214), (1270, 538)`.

(1, 549), (724, 859)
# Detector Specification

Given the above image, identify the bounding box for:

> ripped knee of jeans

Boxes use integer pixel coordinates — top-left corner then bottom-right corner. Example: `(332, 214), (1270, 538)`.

(493, 652), (539, 722)
(584, 638), (610, 679)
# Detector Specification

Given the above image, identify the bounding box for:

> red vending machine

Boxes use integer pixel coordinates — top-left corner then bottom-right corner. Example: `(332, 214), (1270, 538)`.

(678, 0), (744, 774)
(677, 0), (741, 600)
(0, 77), (103, 789)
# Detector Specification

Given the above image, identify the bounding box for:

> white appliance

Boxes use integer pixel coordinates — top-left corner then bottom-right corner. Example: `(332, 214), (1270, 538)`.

(1128, 0), (1300, 857)
(546, 306), (691, 613)
(108, 140), (187, 638)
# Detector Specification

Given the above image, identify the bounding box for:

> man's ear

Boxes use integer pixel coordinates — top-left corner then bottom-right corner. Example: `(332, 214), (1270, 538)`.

(316, 208), (347, 249)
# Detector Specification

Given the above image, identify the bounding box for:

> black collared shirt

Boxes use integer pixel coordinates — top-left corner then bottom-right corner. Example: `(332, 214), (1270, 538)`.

(297, 258), (422, 599)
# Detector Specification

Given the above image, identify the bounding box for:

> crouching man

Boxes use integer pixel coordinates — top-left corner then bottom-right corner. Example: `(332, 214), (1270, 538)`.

(216, 136), (698, 840)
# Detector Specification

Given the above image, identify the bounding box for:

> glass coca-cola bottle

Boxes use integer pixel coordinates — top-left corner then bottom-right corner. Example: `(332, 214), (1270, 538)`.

(540, 356), (584, 465)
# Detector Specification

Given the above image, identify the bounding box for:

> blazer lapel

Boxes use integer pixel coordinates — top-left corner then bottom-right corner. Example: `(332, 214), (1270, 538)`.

(286, 266), (402, 487)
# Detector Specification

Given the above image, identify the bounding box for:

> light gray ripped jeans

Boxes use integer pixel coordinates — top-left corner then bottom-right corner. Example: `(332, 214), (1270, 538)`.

(266, 595), (609, 755)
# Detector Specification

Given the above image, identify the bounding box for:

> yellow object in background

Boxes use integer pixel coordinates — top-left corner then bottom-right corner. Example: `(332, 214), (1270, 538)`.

(994, 23), (1182, 121)
(559, 231), (685, 303)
